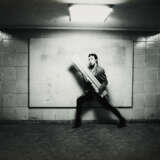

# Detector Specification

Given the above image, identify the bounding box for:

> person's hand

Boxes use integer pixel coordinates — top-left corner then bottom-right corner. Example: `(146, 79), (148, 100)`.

(99, 85), (104, 95)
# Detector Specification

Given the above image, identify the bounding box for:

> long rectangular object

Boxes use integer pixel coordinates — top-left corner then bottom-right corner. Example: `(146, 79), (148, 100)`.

(72, 58), (107, 97)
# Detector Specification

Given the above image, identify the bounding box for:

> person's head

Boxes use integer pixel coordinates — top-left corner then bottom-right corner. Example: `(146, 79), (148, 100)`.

(88, 53), (98, 68)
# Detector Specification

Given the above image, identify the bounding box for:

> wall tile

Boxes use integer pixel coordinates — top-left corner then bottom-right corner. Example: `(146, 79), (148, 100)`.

(2, 53), (16, 66)
(0, 39), (28, 53)
(82, 110), (96, 120)
(2, 93), (28, 108)
(2, 107), (28, 120)
(56, 109), (74, 120)
(133, 94), (145, 109)
(2, 80), (17, 93)
(134, 48), (145, 55)
(28, 109), (43, 120)
(119, 109), (132, 120)
(16, 67), (28, 80)
(158, 71), (160, 80)
(15, 54), (28, 66)
(144, 69), (158, 81)
(146, 48), (159, 55)
(158, 55), (160, 68)
(144, 107), (160, 119)
(0, 39), (16, 53)
(134, 53), (145, 68)
(144, 94), (157, 107)
(0, 54), (4, 66)
(0, 68), (4, 81)
(132, 108), (145, 120)
(14, 39), (28, 53)
(2, 108), (16, 120)
(133, 82), (144, 94)
(146, 34), (160, 42)
(16, 93), (28, 107)
(16, 79), (28, 93)
(145, 53), (159, 68)
(144, 81), (157, 93)
(3, 67), (16, 81)
(0, 107), (3, 119)
(134, 41), (146, 50)
(156, 94), (160, 107)
(66, 109), (75, 120)
(42, 109), (56, 120)
(134, 68), (145, 82)
(42, 109), (74, 120)
(0, 93), (2, 107)
(156, 81), (160, 93)
(0, 81), (2, 92)
(2, 94), (17, 107)
(15, 107), (28, 120)
(135, 37), (146, 42)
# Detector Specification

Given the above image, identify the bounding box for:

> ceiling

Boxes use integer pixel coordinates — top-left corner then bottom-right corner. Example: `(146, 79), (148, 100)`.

(1, 0), (160, 31)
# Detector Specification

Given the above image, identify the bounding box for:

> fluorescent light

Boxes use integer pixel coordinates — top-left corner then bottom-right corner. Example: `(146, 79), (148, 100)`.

(69, 4), (113, 23)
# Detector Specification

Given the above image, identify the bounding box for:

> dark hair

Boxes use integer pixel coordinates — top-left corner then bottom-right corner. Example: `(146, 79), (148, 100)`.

(88, 53), (98, 63)
(88, 53), (98, 60)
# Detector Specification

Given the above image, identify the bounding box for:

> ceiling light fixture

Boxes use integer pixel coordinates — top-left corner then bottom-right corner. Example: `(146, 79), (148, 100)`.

(69, 4), (113, 23)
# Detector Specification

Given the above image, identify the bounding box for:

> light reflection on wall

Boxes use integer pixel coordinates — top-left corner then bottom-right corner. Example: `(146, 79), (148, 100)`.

(135, 33), (160, 49)
(147, 33), (160, 42)
(0, 31), (11, 40)
(0, 31), (12, 48)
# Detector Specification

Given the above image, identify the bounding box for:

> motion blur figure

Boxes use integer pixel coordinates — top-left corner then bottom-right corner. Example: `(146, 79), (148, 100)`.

(73, 53), (126, 128)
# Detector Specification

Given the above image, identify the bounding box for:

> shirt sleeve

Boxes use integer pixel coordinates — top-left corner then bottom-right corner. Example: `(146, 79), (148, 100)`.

(97, 68), (108, 85)
(97, 69), (108, 93)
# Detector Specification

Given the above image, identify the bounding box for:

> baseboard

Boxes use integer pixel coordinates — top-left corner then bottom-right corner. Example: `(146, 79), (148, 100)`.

(0, 119), (160, 124)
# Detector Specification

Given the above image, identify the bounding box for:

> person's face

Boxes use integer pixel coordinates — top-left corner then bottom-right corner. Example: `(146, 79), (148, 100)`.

(88, 56), (96, 67)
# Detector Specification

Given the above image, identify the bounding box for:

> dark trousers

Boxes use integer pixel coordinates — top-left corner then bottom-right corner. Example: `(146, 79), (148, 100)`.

(74, 92), (126, 125)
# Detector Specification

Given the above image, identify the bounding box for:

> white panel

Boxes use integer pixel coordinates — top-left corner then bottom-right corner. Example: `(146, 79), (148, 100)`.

(30, 31), (133, 107)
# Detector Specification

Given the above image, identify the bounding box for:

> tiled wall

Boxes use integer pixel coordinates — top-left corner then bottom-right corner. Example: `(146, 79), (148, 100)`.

(133, 36), (160, 120)
(0, 30), (160, 121)
(0, 36), (28, 120)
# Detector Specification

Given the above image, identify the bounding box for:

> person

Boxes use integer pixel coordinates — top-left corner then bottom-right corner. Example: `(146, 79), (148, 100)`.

(73, 53), (126, 128)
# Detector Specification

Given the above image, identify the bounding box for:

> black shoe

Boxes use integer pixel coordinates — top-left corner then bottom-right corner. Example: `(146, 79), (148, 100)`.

(117, 119), (127, 128)
(72, 124), (81, 128)
(72, 121), (81, 128)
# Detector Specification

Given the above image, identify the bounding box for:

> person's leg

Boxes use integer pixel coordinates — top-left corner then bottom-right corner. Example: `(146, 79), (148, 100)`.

(73, 94), (90, 128)
(97, 95), (126, 127)
(73, 96), (83, 127)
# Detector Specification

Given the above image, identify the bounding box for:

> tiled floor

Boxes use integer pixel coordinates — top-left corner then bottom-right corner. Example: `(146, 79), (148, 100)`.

(0, 122), (160, 160)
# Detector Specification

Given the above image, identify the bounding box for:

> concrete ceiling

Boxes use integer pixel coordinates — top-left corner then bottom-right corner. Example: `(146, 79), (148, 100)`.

(1, 0), (160, 31)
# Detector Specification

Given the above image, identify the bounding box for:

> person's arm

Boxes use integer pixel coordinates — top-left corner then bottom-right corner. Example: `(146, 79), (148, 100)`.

(97, 69), (108, 95)
(76, 70), (92, 93)
(77, 71), (90, 83)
